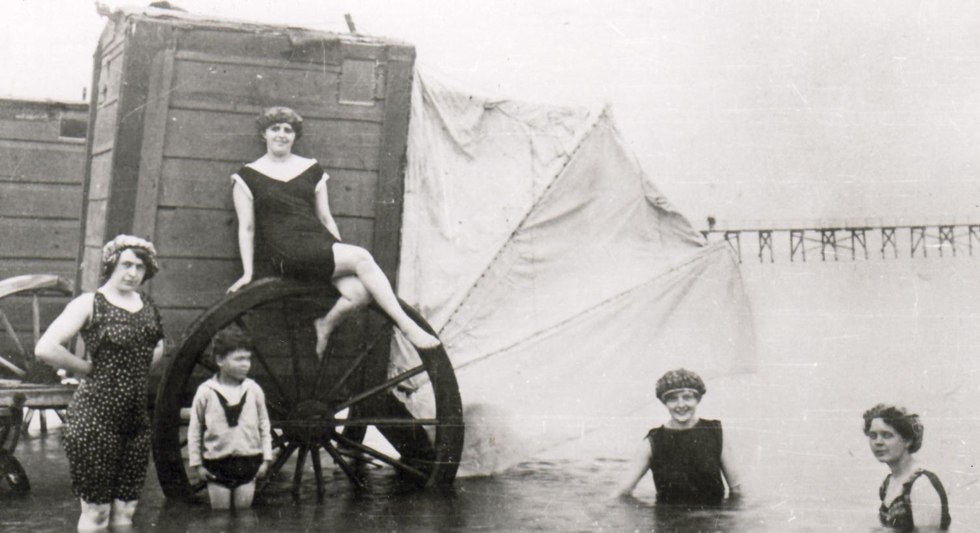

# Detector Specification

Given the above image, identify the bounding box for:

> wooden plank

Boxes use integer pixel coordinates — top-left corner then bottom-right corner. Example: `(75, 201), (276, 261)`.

(161, 108), (384, 171)
(87, 153), (113, 201)
(0, 141), (86, 184)
(133, 44), (177, 240)
(0, 219), (79, 259)
(82, 199), (108, 248)
(370, 51), (415, 283)
(79, 246), (103, 292)
(89, 99), (118, 154)
(0, 259), (77, 282)
(154, 208), (239, 259)
(167, 59), (382, 123)
(0, 385), (76, 409)
(0, 183), (81, 219)
(159, 158), (378, 217)
(0, 119), (64, 143)
(176, 28), (344, 65)
(103, 23), (173, 241)
(150, 257), (240, 308)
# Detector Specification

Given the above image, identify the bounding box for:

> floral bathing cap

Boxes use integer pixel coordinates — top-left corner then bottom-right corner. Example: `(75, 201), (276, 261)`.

(101, 234), (160, 282)
(656, 368), (706, 402)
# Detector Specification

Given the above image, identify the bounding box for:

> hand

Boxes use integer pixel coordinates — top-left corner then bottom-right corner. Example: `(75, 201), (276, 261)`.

(197, 466), (215, 482)
(227, 274), (253, 293)
(256, 461), (270, 479)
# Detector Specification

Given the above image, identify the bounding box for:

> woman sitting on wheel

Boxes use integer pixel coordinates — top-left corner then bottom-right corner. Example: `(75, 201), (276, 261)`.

(227, 106), (440, 357)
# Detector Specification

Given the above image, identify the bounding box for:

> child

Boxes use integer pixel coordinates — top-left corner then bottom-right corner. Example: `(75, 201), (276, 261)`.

(187, 325), (272, 510)
(616, 368), (741, 505)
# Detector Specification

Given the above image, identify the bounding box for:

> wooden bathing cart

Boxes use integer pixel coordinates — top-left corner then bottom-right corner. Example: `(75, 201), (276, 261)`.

(0, 274), (76, 492)
(77, 8), (465, 500)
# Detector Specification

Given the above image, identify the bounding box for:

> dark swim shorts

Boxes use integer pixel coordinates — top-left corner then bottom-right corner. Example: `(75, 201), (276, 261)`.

(202, 455), (263, 489)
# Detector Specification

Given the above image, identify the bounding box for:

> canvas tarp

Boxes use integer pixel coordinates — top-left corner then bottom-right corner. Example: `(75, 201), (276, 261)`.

(393, 70), (756, 475)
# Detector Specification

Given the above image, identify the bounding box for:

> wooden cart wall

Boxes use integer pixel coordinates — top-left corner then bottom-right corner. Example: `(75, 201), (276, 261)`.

(80, 12), (415, 338)
(0, 99), (87, 369)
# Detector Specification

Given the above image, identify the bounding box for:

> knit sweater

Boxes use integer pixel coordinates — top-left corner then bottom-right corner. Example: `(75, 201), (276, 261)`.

(187, 377), (273, 467)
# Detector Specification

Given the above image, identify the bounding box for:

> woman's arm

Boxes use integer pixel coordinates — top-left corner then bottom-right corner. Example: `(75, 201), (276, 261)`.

(150, 338), (166, 371)
(909, 474), (945, 528)
(314, 178), (342, 241)
(720, 429), (742, 498)
(35, 294), (94, 376)
(228, 179), (256, 292)
(614, 441), (653, 498)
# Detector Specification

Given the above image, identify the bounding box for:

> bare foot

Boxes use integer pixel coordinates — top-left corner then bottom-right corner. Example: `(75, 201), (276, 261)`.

(403, 326), (441, 350)
(314, 316), (331, 359)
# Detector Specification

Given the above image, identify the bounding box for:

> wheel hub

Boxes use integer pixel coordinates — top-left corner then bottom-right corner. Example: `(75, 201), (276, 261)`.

(280, 400), (336, 444)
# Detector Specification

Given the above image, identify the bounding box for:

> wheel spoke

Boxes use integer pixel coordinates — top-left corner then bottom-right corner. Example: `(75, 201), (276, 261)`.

(320, 436), (365, 489)
(259, 442), (298, 492)
(333, 417), (439, 427)
(250, 341), (294, 407)
(333, 364), (426, 413)
(320, 322), (391, 402)
(310, 445), (325, 497)
(331, 432), (428, 482)
(292, 445), (309, 497)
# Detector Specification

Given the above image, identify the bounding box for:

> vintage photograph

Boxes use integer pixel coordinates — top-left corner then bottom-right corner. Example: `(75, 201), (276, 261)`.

(1, 1), (977, 531)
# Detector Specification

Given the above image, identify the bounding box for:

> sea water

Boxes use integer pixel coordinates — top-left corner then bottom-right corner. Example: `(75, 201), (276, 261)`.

(3, 258), (979, 532)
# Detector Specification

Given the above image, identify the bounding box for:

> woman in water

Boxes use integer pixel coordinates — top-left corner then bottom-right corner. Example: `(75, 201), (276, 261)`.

(616, 368), (741, 506)
(36, 235), (166, 530)
(864, 403), (951, 530)
(227, 106), (439, 357)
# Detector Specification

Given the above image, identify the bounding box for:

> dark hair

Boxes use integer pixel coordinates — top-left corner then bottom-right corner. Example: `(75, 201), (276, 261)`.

(256, 106), (303, 140)
(862, 403), (924, 453)
(209, 324), (255, 362)
(100, 245), (159, 284)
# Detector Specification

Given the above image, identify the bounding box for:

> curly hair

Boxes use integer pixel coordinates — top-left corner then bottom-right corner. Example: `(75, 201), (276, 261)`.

(256, 106), (303, 140)
(862, 403), (924, 454)
(209, 324), (255, 362)
(100, 235), (159, 284)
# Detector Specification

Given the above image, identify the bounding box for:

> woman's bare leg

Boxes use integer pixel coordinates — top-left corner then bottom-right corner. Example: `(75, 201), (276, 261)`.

(314, 275), (371, 358)
(109, 499), (138, 526)
(331, 243), (440, 349)
(78, 499), (110, 531)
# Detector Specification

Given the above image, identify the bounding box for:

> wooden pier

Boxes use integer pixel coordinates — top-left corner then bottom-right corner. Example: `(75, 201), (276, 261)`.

(703, 219), (980, 263)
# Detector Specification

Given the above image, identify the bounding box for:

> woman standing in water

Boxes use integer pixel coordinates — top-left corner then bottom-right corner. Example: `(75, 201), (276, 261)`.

(35, 235), (166, 530)
(227, 106), (439, 356)
(616, 368), (741, 506)
(864, 403), (951, 530)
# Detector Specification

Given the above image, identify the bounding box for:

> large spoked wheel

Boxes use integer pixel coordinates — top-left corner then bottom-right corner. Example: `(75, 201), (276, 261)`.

(152, 278), (463, 500)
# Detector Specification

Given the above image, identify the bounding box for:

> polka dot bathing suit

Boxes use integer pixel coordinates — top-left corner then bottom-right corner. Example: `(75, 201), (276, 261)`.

(62, 291), (163, 504)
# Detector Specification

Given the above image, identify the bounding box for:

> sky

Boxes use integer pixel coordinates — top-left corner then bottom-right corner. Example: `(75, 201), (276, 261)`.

(2, 0), (979, 228)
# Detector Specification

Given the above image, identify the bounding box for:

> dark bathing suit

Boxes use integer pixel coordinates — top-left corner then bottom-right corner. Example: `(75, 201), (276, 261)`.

(647, 418), (725, 506)
(878, 469), (951, 530)
(63, 292), (163, 504)
(236, 162), (338, 280)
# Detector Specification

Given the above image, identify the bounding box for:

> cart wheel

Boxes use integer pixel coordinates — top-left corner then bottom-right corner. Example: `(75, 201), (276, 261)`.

(0, 449), (29, 492)
(152, 278), (463, 500)
(0, 275), (73, 381)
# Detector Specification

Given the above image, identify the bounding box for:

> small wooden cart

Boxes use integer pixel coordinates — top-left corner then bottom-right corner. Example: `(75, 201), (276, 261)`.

(0, 274), (76, 492)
